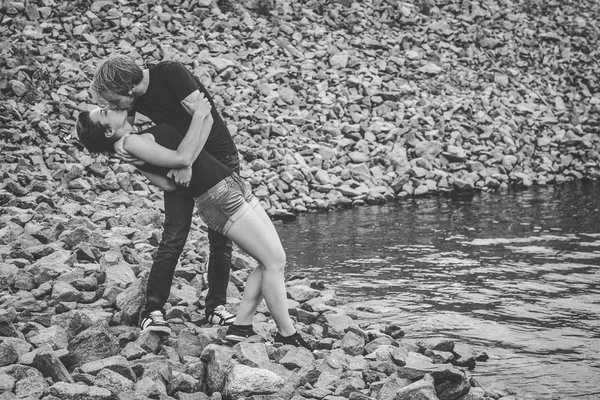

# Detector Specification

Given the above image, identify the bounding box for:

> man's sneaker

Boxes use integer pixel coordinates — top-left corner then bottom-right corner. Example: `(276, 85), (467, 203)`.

(225, 325), (256, 343)
(206, 305), (235, 326)
(140, 310), (171, 335)
(274, 331), (313, 351)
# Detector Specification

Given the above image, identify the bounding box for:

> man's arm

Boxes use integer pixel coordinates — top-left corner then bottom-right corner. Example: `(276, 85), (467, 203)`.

(180, 89), (213, 163)
(166, 90), (214, 186)
(171, 92), (213, 165)
(141, 171), (177, 192)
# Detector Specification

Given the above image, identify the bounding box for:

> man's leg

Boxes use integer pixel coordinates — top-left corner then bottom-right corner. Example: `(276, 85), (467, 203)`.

(204, 227), (235, 322)
(142, 192), (195, 332)
(205, 154), (240, 324)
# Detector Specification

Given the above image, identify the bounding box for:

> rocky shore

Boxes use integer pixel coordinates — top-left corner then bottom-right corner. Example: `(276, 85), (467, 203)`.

(1, 0), (599, 399)
(1, 239), (522, 400)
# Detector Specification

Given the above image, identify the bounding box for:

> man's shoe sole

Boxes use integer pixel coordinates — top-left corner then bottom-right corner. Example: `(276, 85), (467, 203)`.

(207, 316), (235, 326)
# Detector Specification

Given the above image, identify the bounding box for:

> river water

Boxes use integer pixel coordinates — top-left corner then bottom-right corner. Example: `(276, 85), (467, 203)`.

(277, 181), (600, 400)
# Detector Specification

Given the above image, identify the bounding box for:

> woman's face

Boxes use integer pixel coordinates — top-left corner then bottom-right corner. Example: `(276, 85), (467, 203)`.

(89, 108), (132, 139)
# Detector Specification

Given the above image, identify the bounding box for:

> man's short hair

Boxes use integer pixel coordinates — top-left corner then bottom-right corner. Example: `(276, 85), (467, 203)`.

(76, 111), (115, 154)
(91, 54), (143, 100)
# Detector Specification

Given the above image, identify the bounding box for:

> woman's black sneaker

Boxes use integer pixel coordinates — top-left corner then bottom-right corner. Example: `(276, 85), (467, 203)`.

(274, 331), (313, 351)
(225, 324), (256, 342)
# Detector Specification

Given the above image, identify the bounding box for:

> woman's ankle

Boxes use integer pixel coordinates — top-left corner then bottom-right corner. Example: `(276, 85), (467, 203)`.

(278, 329), (296, 338)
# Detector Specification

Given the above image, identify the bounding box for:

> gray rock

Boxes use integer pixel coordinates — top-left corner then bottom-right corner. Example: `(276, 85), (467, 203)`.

(115, 279), (146, 324)
(364, 337), (398, 354)
(425, 349), (456, 364)
(94, 368), (135, 394)
(314, 370), (338, 389)
(176, 328), (212, 358)
(121, 342), (147, 360)
(418, 339), (455, 353)
(1, 337), (32, 361)
(456, 386), (487, 399)
(333, 375), (365, 396)
(13, 271), (36, 290)
(397, 352), (464, 382)
(135, 330), (162, 354)
(168, 277), (200, 307)
(395, 374), (438, 400)
(295, 308), (319, 325)
(0, 342), (19, 366)
(318, 312), (358, 339)
(47, 381), (113, 400)
(101, 251), (136, 286)
(0, 312), (19, 338)
(168, 371), (200, 395)
(67, 322), (120, 367)
(436, 375), (471, 400)
(30, 250), (76, 278)
(114, 391), (153, 400)
(224, 364), (285, 399)
(0, 373), (16, 392)
(286, 284), (321, 302)
(134, 376), (166, 398)
(300, 386), (333, 399)
(316, 353), (344, 377)
(27, 325), (70, 350)
(51, 310), (94, 340)
(14, 367), (47, 399)
(51, 281), (84, 303)
(32, 349), (73, 383)
(183, 360), (206, 381)
(340, 331), (365, 357)
(365, 344), (408, 367)
(278, 346), (316, 370)
(80, 355), (136, 382)
(232, 342), (270, 368)
(201, 344), (234, 394)
(133, 355), (172, 387)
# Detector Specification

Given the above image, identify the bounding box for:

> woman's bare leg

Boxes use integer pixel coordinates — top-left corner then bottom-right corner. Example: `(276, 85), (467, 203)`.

(226, 203), (295, 336)
(234, 266), (263, 325)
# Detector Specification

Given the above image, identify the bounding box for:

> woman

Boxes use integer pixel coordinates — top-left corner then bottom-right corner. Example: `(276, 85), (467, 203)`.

(75, 94), (311, 350)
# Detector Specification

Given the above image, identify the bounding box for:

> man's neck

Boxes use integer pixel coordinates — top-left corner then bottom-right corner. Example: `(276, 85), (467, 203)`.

(136, 69), (150, 96)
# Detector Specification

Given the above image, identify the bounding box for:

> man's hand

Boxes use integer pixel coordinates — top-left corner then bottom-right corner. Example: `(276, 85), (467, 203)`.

(114, 135), (144, 166)
(181, 91), (211, 118)
(167, 166), (193, 187)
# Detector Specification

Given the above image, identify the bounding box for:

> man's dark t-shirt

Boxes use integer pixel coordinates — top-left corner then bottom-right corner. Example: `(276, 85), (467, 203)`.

(132, 61), (237, 161)
(137, 125), (233, 198)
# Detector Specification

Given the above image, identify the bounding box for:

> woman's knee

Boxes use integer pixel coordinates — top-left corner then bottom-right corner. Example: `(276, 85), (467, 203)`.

(262, 248), (286, 273)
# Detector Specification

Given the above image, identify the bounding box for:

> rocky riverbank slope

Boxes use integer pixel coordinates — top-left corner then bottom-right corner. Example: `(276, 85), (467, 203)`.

(2, 0), (600, 214)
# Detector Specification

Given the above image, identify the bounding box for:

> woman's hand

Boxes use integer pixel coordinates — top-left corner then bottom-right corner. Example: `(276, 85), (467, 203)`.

(181, 91), (212, 118)
(167, 166), (193, 187)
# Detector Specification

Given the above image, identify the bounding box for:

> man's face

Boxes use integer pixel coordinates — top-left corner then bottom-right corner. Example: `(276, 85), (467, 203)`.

(101, 91), (136, 111)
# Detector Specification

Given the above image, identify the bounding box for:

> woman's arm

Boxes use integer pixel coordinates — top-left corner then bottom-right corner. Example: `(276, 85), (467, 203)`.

(121, 113), (213, 169)
(141, 171), (177, 192)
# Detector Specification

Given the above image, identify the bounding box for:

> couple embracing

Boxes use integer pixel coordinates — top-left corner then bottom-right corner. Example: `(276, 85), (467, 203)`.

(76, 55), (310, 350)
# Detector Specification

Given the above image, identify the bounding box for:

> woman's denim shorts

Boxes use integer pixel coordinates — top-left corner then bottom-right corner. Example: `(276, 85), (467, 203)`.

(195, 173), (259, 235)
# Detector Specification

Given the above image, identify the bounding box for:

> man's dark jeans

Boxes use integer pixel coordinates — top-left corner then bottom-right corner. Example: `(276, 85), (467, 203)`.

(143, 155), (240, 317)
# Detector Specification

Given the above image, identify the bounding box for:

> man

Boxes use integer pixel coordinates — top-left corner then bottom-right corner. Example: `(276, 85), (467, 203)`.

(91, 55), (239, 333)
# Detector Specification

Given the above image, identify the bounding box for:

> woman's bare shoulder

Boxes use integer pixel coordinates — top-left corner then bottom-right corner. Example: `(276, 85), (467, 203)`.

(124, 132), (155, 145)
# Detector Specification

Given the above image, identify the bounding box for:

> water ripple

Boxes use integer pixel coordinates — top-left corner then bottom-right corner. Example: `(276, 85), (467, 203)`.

(280, 182), (600, 398)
